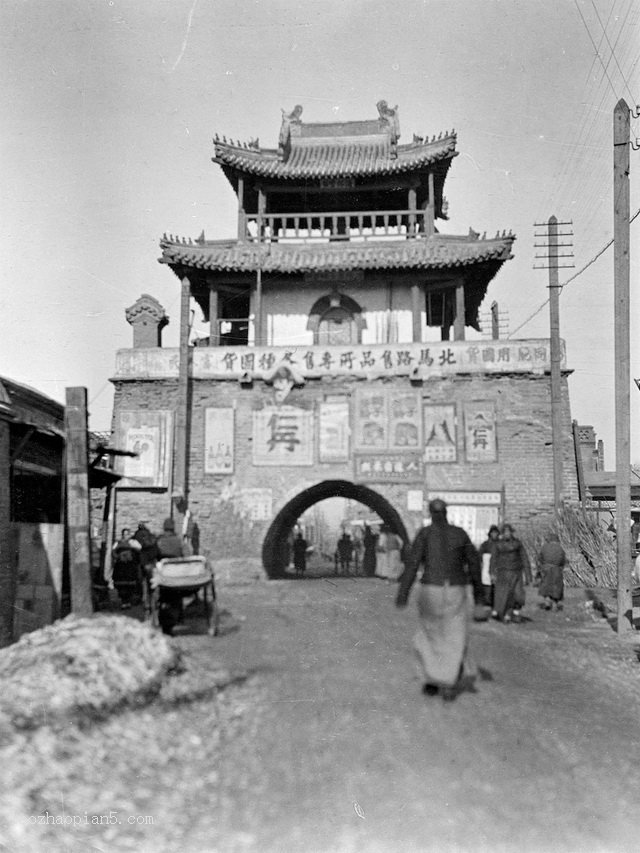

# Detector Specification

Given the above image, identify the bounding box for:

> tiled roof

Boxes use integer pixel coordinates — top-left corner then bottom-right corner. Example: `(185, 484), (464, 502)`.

(159, 233), (514, 275)
(212, 133), (457, 180)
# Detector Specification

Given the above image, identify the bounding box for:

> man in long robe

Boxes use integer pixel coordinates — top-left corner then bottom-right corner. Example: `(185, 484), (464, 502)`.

(396, 499), (483, 702)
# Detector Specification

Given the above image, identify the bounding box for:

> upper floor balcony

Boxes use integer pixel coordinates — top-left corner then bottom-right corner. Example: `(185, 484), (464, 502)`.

(242, 207), (435, 244)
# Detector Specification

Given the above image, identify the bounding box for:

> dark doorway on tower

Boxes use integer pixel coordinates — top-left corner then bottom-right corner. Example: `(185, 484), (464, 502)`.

(261, 480), (410, 579)
(218, 289), (251, 346)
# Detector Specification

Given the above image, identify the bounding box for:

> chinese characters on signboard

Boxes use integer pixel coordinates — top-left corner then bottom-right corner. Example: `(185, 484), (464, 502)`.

(354, 453), (424, 483)
(204, 408), (234, 474)
(114, 410), (174, 488)
(423, 404), (457, 462)
(318, 400), (350, 462)
(252, 406), (314, 466)
(463, 401), (498, 462)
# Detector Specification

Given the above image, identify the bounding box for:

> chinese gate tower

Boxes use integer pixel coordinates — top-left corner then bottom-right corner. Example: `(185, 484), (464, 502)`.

(111, 102), (576, 576)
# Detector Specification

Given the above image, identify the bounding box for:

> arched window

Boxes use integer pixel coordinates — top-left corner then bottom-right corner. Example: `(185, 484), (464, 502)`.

(308, 292), (366, 345)
(317, 305), (358, 345)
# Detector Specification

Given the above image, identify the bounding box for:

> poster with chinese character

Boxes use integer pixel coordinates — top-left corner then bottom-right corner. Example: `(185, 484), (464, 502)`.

(354, 388), (388, 451)
(464, 401), (498, 462)
(388, 391), (422, 451)
(204, 407), (234, 474)
(114, 410), (174, 488)
(319, 400), (350, 462)
(423, 404), (457, 462)
(252, 406), (314, 465)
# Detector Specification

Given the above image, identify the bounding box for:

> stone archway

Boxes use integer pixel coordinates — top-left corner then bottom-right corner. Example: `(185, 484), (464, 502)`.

(261, 479), (410, 578)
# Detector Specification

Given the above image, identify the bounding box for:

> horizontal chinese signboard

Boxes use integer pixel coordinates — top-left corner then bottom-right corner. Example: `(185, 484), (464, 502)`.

(354, 452), (424, 483)
(115, 339), (563, 381)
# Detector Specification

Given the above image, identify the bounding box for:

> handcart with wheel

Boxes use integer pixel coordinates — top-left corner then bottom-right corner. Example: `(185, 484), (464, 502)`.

(149, 556), (218, 636)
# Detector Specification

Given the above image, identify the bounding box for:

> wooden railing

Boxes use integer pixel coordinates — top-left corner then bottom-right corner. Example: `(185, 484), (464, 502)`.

(243, 208), (434, 243)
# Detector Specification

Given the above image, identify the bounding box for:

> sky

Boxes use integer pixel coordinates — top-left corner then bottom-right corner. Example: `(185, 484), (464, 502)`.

(1, 0), (639, 466)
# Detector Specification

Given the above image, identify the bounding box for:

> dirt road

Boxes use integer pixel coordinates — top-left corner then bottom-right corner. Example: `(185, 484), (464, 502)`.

(10, 576), (640, 853)
(208, 577), (640, 853)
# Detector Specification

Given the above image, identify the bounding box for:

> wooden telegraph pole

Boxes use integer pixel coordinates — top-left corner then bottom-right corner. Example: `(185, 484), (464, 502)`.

(64, 387), (93, 616)
(173, 277), (192, 528)
(613, 99), (632, 634)
(534, 217), (574, 510)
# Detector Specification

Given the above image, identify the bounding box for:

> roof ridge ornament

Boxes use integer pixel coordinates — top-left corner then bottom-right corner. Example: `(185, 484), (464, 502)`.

(376, 100), (400, 157)
(278, 104), (303, 157)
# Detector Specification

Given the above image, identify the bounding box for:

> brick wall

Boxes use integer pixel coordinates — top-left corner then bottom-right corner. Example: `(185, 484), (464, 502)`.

(111, 370), (577, 571)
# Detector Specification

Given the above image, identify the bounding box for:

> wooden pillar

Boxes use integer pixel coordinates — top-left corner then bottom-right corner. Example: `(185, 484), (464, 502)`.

(0, 402), (14, 645)
(411, 283), (422, 342)
(237, 176), (245, 242)
(426, 172), (435, 235)
(208, 282), (219, 346)
(613, 98), (632, 633)
(173, 277), (191, 525)
(453, 283), (465, 341)
(255, 187), (266, 347)
(64, 387), (93, 616)
(408, 187), (417, 237)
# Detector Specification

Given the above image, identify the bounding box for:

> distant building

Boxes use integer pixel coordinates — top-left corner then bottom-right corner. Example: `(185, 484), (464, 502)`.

(110, 102), (578, 570)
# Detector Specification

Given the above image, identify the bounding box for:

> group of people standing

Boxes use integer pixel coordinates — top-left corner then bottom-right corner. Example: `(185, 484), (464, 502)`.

(108, 517), (200, 630)
(479, 523), (566, 621)
(396, 500), (566, 702)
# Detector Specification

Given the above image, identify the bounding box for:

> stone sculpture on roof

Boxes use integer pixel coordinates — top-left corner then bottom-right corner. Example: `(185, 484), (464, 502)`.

(278, 104), (303, 154)
(376, 100), (400, 142)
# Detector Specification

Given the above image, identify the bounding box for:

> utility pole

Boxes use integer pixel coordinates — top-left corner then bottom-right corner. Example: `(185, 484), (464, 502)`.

(65, 387), (93, 616)
(534, 217), (574, 510)
(613, 99), (632, 634)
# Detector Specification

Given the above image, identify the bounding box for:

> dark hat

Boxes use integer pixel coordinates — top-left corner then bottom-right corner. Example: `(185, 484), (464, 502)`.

(488, 524), (500, 535)
(163, 517), (175, 532)
(428, 498), (447, 515)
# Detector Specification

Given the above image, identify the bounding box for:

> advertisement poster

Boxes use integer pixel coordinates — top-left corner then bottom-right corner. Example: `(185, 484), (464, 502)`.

(464, 401), (498, 462)
(319, 400), (350, 462)
(205, 407), (235, 474)
(115, 410), (173, 488)
(252, 406), (314, 466)
(354, 388), (387, 451)
(423, 404), (457, 462)
(388, 391), (422, 451)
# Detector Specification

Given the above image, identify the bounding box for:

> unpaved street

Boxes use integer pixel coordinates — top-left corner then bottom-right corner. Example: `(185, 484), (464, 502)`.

(208, 578), (640, 853)
(11, 577), (640, 853)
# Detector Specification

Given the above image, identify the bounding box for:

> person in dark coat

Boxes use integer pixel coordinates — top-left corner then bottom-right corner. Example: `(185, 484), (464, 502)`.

(491, 523), (532, 623)
(337, 530), (353, 575)
(155, 517), (184, 635)
(111, 528), (142, 608)
(396, 499), (484, 702)
(293, 531), (308, 576)
(133, 522), (158, 574)
(362, 524), (378, 577)
(478, 525), (500, 610)
(537, 532), (566, 611)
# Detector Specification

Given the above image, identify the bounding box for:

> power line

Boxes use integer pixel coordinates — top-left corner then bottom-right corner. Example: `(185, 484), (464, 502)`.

(509, 206), (640, 338)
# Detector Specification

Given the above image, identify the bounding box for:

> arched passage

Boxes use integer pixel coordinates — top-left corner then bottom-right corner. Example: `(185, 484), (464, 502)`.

(262, 480), (411, 578)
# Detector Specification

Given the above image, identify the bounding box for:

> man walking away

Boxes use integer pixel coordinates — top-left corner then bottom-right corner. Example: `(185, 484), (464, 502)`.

(396, 499), (484, 702)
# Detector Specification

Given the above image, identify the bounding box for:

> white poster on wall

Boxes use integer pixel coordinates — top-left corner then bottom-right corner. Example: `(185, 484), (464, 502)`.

(205, 407), (235, 474)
